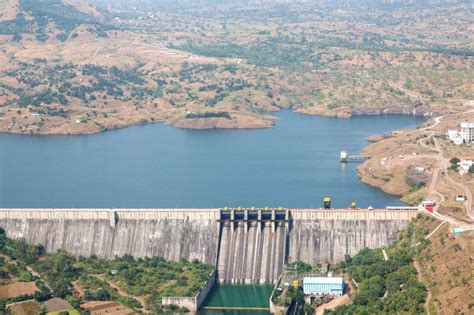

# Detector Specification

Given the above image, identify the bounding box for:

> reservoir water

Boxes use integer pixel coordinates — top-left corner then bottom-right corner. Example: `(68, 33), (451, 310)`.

(0, 111), (424, 208)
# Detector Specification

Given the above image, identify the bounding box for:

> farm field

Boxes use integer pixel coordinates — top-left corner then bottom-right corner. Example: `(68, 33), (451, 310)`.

(0, 281), (39, 298)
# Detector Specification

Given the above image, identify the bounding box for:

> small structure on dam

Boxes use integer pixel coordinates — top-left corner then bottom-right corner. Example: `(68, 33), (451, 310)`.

(0, 208), (418, 285)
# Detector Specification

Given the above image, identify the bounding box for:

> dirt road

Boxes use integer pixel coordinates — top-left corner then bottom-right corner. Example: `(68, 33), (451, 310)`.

(414, 259), (435, 315)
(433, 137), (473, 220)
(93, 274), (147, 311)
(418, 109), (474, 222)
(315, 295), (351, 315)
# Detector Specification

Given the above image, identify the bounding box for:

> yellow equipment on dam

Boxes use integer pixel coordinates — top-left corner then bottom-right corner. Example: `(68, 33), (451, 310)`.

(323, 198), (331, 209)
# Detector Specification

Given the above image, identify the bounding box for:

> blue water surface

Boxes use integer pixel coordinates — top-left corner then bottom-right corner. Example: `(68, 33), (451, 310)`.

(0, 111), (424, 208)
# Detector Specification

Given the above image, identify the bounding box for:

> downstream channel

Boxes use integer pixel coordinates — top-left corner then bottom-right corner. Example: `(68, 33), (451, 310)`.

(199, 284), (274, 314)
(0, 111), (424, 208)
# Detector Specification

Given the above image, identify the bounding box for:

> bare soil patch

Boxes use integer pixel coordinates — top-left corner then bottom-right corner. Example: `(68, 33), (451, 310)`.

(0, 281), (39, 298)
(80, 300), (135, 315)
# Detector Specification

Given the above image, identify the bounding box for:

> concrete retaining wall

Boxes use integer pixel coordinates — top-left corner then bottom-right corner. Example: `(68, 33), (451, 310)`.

(195, 270), (216, 308)
(269, 276), (288, 315)
(162, 270), (216, 313)
(161, 297), (196, 312)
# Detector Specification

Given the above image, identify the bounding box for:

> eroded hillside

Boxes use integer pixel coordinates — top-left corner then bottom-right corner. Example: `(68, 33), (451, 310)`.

(415, 215), (474, 314)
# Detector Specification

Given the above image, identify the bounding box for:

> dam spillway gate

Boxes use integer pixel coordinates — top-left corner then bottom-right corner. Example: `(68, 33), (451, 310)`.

(216, 208), (288, 284)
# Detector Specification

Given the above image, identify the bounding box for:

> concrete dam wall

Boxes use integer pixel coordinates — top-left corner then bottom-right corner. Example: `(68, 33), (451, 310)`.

(0, 208), (417, 283)
(288, 210), (416, 263)
(0, 209), (220, 265)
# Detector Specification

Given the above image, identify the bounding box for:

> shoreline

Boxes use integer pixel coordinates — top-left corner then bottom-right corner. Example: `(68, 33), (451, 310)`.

(356, 106), (474, 221)
(0, 108), (432, 136)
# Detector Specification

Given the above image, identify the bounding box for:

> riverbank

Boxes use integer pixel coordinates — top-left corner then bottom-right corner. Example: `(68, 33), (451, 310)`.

(0, 105), (434, 136)
(357, 102), (474, 220)
(0, 108), (277, 135)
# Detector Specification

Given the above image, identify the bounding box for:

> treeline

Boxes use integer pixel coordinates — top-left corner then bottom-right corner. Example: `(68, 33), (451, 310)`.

(176, 43), (315, 69)
(0, 230), (52, 311)
(186, 111), (231, 119)
(177, 34), (473, 71)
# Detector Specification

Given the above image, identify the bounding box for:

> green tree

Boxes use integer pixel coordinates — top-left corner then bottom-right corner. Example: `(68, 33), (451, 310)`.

(0, 228), (5, 250)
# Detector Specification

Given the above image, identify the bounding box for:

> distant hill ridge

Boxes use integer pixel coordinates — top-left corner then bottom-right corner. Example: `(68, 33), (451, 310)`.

(0, 0), (110, 41)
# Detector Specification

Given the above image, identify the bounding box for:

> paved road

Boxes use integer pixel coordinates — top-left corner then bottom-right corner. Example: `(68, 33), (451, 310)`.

(420, 115), (444, 131)
(425, 221), (447, 239)
(418, 109), (474, 222)
(433, 137), (473, 220)
(421, 109), (474, 132)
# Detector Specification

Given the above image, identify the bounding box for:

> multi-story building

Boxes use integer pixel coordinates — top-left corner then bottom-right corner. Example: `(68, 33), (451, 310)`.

(460, 122), (474, 142)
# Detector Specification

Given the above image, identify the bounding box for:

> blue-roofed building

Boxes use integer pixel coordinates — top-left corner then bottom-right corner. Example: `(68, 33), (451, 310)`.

(303, 277), (345, 296)
(452, 227), (464, 236)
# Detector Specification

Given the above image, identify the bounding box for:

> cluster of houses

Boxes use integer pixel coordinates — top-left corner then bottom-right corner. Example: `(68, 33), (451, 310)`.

(448, 122), (474, 145)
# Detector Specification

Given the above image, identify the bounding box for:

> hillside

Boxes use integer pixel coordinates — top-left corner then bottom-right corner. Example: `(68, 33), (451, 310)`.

(0, 0), (473, 134)
(326, 214), (473, 315)
(357, 107), (474, 223)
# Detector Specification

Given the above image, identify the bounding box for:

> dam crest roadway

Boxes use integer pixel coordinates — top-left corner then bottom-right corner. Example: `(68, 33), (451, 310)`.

(0, 208), (418, 284)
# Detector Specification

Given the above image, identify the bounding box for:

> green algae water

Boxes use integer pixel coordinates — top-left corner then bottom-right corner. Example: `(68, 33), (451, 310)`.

(199, 284), (274, 314)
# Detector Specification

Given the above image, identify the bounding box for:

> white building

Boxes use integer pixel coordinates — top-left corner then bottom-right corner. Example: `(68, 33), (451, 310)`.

(303, 277), (345, 296)
(448, 129), (463, 145)
(458, 156), (474, 175)
(460, 122), (474, 142)
(447, 122), (474, 145)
